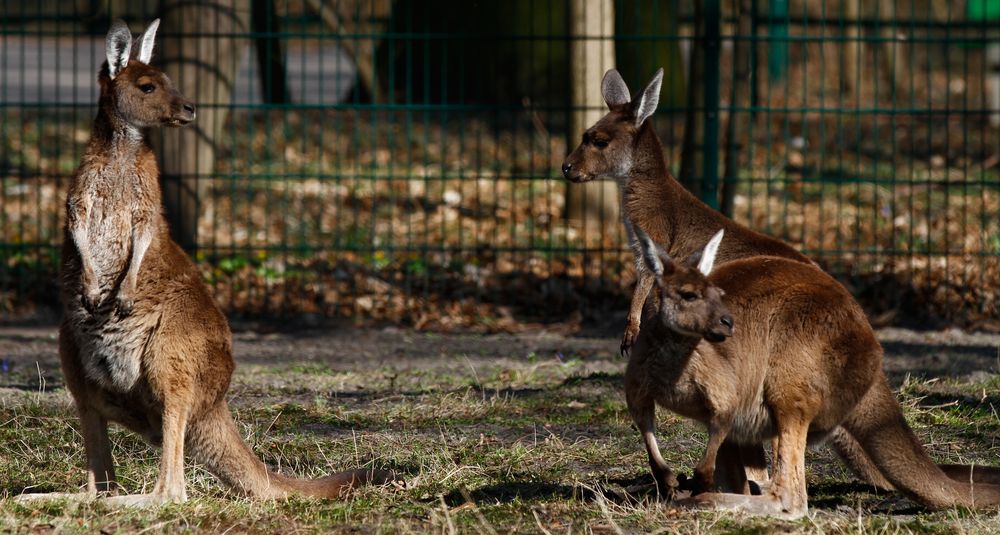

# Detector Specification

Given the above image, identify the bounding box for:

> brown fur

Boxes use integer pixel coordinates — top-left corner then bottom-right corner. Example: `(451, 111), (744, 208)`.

(21, 20), (397, 506)
(628, 242), (1000, 518)
(563, 69), (1000, 496)
(563, 69), (841, 488)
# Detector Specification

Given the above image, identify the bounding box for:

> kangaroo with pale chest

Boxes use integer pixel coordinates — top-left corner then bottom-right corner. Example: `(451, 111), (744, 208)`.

(561, 68), (1000, 496)
(625, 225), (1000, 518)
(18, 19), (397, 506)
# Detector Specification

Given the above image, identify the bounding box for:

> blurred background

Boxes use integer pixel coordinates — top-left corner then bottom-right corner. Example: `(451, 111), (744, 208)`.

(1, 0), (998, 331)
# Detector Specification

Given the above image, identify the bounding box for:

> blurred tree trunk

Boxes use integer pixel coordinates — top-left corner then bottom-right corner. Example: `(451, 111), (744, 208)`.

(253, 0), (289, 104)
(679, 0), (705, 194)
(153, 0), (251, 250)
(875, 2), (906, 101)
(566, 0), (619, 229)
(721, 0), (753, 217)
(615, 0), (686, 118)
(305, 0), (392, 103)
(840, 0), (860, 94)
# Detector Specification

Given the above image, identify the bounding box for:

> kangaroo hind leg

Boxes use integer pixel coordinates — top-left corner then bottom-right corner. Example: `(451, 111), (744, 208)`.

(680, 416), (811, 519)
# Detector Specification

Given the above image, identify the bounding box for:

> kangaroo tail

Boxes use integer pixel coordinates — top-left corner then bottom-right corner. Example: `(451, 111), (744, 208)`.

(841, 377), (1000, 508)
(938, 464), (1000, 486)
(828, 426), (896, 490)
(832, 424), (1000, 490)
(185, 401), (399, 499)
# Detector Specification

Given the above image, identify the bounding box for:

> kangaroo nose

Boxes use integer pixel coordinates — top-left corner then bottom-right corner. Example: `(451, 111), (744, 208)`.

(720, 315), (734, 329)
(183, 103), (196, 114)
(561, 162), (572, 176)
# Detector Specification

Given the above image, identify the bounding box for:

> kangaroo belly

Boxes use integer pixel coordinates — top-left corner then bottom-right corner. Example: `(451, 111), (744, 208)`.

(730, 404), (776, 444)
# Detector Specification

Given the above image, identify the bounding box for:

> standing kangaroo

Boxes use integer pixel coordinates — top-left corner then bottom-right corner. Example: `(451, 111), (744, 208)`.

(627, 226), (1000, 518)
(20, 20), (396, 505)
(561, 68), (1000, 493)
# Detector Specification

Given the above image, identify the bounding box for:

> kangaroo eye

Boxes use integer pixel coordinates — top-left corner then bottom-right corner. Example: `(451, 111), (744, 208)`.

(593, 139), (609, 149)
(139, 83), (155, 93)
(680, 291), (698, 301)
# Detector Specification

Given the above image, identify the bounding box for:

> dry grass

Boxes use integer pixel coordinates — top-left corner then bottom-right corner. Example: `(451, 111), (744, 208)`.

(1, 327), (999, 533)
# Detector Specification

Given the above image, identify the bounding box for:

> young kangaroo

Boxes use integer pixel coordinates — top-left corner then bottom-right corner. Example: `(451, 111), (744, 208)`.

(19, 20), (397, 505)
(561, 67), (1000, 492)
(626, 226), (1000, 518)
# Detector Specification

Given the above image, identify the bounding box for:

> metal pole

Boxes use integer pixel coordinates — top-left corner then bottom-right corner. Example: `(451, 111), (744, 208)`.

(768, 0), (789, 81)
(702, 0), (721, 209)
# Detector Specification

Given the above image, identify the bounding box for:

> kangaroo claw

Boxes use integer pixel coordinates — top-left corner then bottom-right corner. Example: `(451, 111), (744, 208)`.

(621, 327), (639, 358)
(81, 289), (102, 314)
(116, 294), (134, 317)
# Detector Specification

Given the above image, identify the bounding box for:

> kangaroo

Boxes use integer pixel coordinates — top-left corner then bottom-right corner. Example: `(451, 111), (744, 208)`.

(18, 20), (398, 506)
(626, 226), (1000, 518)
(561, 68), (811, 358)
(560, 67), (1000, 493)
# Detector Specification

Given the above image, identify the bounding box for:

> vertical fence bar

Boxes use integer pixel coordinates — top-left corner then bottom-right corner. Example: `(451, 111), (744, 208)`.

(767, 0), (788, 80)
(701, 0), (721, 208)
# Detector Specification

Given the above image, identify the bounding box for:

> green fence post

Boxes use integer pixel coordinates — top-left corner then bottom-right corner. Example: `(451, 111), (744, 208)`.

(768, 0), (788, 80)
(702, 0), (721, 209)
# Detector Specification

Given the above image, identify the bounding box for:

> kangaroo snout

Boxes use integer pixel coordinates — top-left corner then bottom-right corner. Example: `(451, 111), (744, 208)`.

(704, 313), (734, 342)
(171, 100), (196, 126)
(561, 161), (575, 179)
(702, 312), (734, 343)
(561, 158), (589, 182)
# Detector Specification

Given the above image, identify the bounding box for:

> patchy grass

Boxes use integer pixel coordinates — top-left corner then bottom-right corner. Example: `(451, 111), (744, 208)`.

(1, 327), (1000, 533)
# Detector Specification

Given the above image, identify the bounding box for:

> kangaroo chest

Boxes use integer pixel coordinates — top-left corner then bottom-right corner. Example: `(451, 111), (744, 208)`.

(78, 165), (150, 284)
(70, 309), (160, 393)
(643, 344), (776, 444)
(66, 161), (159, 393)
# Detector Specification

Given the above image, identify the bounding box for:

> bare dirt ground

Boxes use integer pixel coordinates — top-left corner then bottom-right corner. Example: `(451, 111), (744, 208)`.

(2, 324), (997, 405)
(1, 324), (999, 533)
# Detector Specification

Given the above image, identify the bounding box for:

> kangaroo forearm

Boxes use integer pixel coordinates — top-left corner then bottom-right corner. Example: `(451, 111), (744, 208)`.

(71, 221), (99, 282)
(124, 222), (153, 291)
(621, 272), (656, 355)
(629, 273), (655, 326)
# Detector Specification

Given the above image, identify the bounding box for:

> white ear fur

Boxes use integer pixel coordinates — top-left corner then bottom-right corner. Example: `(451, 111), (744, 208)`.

(634, 225), (667, 276)
(634, 68), (663, 128)
(136, 18), (160, 64)
(106, 19), (133, 79)
(697, 229), (725, 276)
(601, 69), (631, 108)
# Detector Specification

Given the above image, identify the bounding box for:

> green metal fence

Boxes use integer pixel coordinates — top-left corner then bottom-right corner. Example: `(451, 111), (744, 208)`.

(1, 1), (998, 329)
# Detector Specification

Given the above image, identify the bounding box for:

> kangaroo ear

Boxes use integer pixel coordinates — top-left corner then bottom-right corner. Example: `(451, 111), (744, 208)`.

(106, 19), (133, 79)
(696, 229), (725, 276)
(633, 68), (663, 128)
(135, 18), (160, 65)
(602, 69), (631, 108)
(634, 224), (674, 277)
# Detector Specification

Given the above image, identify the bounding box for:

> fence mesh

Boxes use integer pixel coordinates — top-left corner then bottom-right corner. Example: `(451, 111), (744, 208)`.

(1, 1), (998, 330)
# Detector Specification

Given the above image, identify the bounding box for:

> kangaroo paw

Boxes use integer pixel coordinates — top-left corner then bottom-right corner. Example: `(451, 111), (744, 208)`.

(15, 491), (98, 504)
(81, 288), (102, 314)
(115, 292), (134, 317)
(654, 471), (682, 501)
(621, 323), (640, 357)
(103, 492), (183, 507)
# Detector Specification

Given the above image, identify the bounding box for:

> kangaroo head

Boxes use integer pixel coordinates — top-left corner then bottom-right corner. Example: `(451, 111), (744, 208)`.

(99, 19), (196, 129)
(561, 68), (663, 183)
(636, 227), (734, 343)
